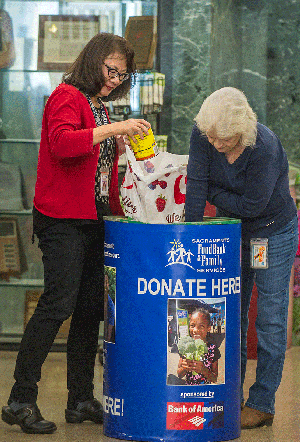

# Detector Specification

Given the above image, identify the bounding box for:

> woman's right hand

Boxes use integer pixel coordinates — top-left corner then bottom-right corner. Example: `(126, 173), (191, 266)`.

(177, 357), (188, 378)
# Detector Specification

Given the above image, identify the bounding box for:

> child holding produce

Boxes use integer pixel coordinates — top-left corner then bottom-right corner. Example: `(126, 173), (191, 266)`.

(177, 308), (220, 385)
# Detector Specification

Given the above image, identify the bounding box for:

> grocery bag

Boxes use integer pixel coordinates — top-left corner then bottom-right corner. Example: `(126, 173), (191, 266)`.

(120, 146), (189, 223)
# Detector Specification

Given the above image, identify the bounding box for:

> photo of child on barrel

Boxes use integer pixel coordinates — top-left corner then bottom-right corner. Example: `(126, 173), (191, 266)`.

(167, 298), (225, 385)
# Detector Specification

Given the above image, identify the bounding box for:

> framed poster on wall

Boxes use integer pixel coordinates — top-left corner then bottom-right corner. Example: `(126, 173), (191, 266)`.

(125, 16), (157, 70)
(38, 15), (100, 71)
(0, 9), (16, 69)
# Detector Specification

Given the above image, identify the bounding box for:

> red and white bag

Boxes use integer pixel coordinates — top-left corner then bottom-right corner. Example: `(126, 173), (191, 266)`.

(120, 146), (188, 223)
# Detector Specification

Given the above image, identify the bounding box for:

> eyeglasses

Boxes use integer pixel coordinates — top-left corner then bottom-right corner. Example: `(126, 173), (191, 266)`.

(104, 63), (130, 82)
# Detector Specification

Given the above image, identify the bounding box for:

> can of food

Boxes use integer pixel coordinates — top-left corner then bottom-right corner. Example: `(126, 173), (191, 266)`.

(129, 127), (159, 161)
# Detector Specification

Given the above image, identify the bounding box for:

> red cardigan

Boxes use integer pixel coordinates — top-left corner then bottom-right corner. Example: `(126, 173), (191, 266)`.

(34, 83), (124, 219)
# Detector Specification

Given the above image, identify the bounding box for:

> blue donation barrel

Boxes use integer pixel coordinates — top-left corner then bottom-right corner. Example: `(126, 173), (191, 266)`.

(103, 217), (241, 442)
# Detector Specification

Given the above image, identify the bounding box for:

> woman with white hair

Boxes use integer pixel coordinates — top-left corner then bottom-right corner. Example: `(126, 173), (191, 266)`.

(185, 87), (298, 429)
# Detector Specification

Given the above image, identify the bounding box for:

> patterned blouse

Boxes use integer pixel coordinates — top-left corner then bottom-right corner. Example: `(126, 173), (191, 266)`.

(185, 338), (221, 385)
(86, 94), (115, 208)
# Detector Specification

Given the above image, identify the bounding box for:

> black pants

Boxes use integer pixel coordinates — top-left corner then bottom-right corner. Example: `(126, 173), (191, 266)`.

(9, 222), (104, 409)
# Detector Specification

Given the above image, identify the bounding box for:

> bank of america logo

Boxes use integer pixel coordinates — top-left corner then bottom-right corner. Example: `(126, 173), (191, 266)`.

(188, 416), (206, 427)
(165, 239), (194, 269)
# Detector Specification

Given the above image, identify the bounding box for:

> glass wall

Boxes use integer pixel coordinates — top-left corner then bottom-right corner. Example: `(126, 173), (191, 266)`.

(0, 0), (157, 344)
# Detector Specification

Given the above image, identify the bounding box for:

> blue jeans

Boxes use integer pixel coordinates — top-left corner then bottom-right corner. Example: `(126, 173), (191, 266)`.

(241, 216), (298, 415)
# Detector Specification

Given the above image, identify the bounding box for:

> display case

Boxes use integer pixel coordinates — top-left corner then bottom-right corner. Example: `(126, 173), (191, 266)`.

(0, 0), (158, 347)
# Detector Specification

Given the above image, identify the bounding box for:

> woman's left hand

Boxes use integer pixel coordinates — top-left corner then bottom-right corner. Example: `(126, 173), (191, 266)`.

(182, 359), (205, 373)
(190, 360), (206, 373)
(115, 135), (129, 156)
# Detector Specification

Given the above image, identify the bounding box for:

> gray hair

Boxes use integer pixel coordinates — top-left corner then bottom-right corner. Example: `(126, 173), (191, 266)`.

(194, 87), (257, 147)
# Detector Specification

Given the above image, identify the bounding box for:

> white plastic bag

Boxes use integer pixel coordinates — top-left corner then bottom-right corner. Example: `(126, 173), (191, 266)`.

(120, 146), (188, 223)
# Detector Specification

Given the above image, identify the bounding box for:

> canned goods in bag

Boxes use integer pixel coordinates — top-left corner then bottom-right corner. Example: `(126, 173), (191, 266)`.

(129, 127), (159, 161)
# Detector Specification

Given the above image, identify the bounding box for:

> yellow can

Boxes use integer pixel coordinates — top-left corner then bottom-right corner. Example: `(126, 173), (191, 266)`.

(129, 127), (159, 161)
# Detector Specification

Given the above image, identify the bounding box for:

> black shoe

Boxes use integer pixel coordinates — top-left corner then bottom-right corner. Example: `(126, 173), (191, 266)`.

(1, 404), (57, 434)
(65, 398), (103, 424)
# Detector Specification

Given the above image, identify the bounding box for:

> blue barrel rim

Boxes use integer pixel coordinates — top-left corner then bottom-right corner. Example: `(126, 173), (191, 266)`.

(104, 215), (241, 226)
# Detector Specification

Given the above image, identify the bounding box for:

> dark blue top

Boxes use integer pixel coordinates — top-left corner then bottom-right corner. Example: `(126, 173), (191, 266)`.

(185, 122), (297, 239)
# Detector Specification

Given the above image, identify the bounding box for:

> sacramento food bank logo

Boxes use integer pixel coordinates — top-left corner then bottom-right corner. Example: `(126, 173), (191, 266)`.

(166, 239), (194, 270)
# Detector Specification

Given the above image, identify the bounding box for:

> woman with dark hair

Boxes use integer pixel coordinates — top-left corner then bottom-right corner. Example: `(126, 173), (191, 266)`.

(1, 32), (150, 435)
(62, 32), (135, 102)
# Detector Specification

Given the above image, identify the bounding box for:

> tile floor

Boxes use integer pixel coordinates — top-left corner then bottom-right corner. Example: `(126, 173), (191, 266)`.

(0, 347), (299, 442)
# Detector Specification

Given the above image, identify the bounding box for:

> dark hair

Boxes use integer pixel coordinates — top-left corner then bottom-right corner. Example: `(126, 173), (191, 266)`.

(191, 308), (211, 326)
(62, 32), (136, 101)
